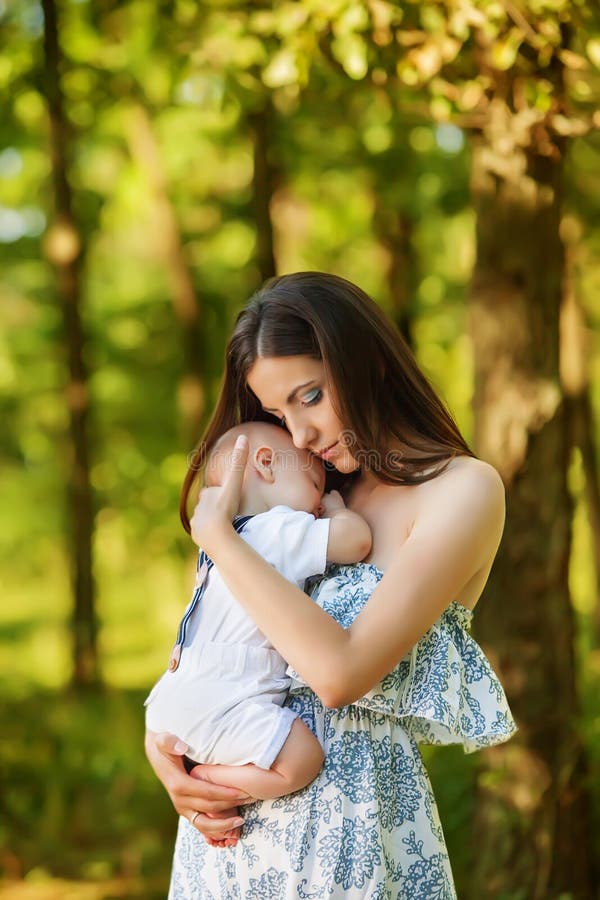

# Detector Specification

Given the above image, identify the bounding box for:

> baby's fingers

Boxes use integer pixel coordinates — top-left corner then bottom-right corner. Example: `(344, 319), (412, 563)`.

(322, 490), (345, 513)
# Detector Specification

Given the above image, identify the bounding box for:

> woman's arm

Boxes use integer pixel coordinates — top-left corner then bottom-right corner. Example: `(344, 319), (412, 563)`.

(194, 438), (505, 707)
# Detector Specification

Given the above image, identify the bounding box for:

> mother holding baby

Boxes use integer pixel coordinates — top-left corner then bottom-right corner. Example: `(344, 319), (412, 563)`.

(146, 272), (516, 898)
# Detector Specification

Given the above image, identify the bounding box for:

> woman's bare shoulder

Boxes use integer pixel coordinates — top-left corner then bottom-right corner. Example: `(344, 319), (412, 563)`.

(421, 453), (503, 496)
(417, 455), (506, 530)
(439, 454), (504, 488)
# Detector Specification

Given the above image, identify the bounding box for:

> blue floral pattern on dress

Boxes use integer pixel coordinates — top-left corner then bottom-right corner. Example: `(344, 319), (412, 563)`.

(168, 563), (516, 899)
(246, 868), (289, 899)
(317, 816), (382, 890)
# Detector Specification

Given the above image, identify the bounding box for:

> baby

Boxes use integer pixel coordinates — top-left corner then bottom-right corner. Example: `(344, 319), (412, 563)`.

(145, 422), (371, 843)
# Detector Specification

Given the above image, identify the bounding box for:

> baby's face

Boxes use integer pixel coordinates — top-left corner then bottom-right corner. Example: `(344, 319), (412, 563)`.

(270, 444), (326, 517)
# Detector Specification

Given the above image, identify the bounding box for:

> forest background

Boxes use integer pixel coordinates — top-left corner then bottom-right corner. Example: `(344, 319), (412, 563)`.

(1, 0), (599, 898)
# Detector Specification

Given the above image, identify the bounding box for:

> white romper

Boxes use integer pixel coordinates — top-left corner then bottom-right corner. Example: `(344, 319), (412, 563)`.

(144, 506), (330, 769)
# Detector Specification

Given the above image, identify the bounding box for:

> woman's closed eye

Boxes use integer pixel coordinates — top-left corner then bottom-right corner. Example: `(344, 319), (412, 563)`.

(278, 388), (322, 426)
(302, 388), (322, 408)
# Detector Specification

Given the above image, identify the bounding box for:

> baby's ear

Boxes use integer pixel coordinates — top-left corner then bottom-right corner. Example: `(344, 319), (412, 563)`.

(253, 445), (275, 483)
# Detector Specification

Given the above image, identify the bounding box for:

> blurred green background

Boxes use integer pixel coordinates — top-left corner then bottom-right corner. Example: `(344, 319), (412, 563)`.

(1, 0), (599, 897)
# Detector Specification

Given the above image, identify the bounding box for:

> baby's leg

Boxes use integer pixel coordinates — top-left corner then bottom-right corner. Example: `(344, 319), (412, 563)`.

(192, 718), (324, 801)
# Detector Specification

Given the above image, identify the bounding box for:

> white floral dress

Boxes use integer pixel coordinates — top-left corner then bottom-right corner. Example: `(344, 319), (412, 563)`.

(168, 563), (516, 899)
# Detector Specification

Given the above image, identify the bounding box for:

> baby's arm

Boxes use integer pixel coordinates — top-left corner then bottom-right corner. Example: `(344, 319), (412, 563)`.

(322, 490), (372, 564)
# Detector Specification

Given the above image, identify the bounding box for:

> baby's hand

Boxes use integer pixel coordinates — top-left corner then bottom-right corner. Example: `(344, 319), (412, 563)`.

(319, 490), (346, 517)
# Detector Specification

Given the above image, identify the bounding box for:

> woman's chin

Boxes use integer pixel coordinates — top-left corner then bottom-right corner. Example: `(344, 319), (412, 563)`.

(333, 452), (361, 475)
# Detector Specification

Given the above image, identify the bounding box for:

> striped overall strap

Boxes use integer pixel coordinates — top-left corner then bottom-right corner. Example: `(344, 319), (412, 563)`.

(168, 514), (254, 672)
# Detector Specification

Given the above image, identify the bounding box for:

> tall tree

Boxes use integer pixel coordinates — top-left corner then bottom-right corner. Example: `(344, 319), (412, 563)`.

(560, 220), (600, 646)
(125, 102), (206, 443)
(41, 0), (99, 687)
(249, 99), (278, 282)
(468, 75), (596, 900)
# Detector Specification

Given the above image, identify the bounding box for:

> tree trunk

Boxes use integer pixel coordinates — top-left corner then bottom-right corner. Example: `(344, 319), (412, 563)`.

(125, 103), (205, 442)
(248, 103), (277, 283)
(577, 389), (600, 644)
(467, 99), (596, 896)
(560, 248), (600, 645)
(41, 0), (99, 688)
(373, 200), (415, 348)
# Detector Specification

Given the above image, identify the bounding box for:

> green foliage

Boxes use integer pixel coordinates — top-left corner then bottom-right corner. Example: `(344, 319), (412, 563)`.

(0, 691), (173, 897)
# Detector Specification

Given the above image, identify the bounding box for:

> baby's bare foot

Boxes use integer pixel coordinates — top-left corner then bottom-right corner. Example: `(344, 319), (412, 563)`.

(204, 825), (241, 848)
(203, 808), (242, 848)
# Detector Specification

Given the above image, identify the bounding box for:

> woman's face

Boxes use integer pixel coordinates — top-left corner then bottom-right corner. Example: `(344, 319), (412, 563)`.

(246, 356), (359, 474)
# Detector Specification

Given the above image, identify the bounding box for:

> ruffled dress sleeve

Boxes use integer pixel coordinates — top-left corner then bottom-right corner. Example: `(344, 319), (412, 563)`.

(360, 601), (516, 753)
(289, 564), (517, 754)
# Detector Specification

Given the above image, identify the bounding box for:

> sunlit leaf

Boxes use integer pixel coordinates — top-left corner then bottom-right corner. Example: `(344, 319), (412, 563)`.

(274, 2), (310, 36)
(409, 42), (442, 79)
(559, 49), (590, 71)
(552, 115), (589, 136)
(585, 38), (600, 69)
(491, 29), (524, 70)
(332, 33), (369, 79)
(397, 60), (420, 85)
(262, 48), (300, 87)
(429, 95), (453, 121)
(334, 1), (369, 33)
(456, 80), (485, 111)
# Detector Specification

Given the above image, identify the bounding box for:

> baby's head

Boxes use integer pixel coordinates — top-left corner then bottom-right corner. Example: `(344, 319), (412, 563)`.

(206, 422), (325, 517)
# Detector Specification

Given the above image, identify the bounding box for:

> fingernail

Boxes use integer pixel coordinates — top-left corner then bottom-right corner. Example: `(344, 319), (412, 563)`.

(233, 818), (244, 827)
(174, 740), (188, 753)
(234, 435), (248, 449)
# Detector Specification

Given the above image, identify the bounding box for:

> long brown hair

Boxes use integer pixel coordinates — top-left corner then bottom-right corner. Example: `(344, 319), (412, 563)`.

(180, 272), (475, 533)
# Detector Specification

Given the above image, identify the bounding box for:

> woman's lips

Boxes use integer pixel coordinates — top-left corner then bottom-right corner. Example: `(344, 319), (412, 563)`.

(317, 442), (338, 460)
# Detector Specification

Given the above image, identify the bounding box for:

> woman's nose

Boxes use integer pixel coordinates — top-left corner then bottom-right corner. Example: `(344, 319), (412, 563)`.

(289, 421), (315, 450)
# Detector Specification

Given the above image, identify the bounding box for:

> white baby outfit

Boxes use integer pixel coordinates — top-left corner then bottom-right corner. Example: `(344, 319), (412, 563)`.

(144, 506), (330, 769)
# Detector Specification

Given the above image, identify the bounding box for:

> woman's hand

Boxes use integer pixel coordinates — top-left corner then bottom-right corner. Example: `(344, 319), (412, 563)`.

(190, 434), (249, 555)
(145, 731), (249, 846)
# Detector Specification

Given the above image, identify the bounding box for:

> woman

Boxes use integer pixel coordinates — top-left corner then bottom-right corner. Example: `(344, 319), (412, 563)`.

(146, 272), (516, 898)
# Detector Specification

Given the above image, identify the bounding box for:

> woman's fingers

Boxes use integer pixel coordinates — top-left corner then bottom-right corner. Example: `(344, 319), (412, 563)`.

(189, 434), (250, 551)
(169, 785), (246, 817)
(145, 731), (249, 815)
(152, 731), (189, 757)
(168, 769), (249, 814)
(220, 434), (249, 514)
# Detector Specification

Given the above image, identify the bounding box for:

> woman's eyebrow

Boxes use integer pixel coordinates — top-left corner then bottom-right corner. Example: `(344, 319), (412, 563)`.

(262, 381), (315, 412)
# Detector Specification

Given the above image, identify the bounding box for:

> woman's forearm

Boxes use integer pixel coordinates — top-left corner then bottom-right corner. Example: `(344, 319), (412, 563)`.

(210, 530), (351, 706)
